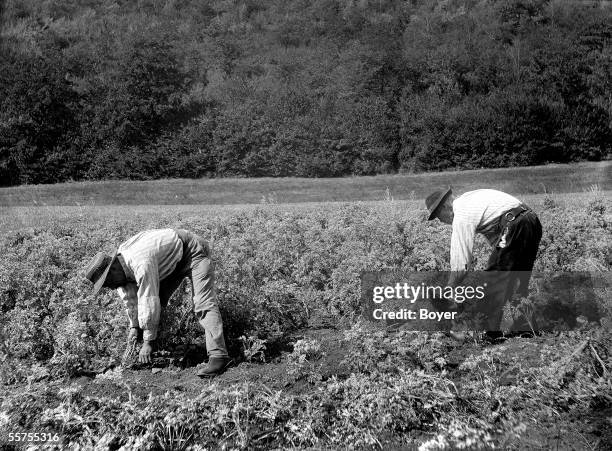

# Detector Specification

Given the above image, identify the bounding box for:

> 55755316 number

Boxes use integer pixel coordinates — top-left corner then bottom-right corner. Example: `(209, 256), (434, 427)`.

(7, 432), (61, 442)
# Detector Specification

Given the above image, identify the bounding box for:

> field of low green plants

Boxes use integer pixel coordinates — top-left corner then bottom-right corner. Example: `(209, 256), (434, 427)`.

(0, 190), (611, 449)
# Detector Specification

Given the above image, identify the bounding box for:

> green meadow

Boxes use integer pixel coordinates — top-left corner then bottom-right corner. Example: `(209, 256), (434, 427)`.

(0, 161), (610, 207)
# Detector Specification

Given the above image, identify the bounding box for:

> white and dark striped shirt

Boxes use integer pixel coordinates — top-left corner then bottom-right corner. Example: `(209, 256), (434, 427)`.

(450, 189), (521, 272)
(116, 229), (183, 341)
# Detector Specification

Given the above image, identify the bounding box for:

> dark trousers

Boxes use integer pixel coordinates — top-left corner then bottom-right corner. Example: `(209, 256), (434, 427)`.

(482, 210), (543, 331)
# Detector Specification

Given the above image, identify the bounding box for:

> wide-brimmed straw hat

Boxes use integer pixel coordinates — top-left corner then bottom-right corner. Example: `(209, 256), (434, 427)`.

(425, 187), (452, 221)
(84, 251), (117, 295)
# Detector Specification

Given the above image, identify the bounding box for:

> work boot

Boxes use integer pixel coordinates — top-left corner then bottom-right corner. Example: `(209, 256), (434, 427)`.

(196, 356), (234, 378)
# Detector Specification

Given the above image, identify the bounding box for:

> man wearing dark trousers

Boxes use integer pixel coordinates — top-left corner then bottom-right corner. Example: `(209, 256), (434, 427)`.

(425, 187), (543, 336)
(84, 228), (233, 377)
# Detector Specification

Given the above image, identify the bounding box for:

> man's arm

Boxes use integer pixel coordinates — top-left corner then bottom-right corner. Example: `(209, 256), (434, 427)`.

(448, 216), (477, 287)
(116, 283), (139, 328)
(134, 259), (162, 343)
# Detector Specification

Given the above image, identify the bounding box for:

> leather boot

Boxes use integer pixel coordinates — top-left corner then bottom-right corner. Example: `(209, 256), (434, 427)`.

(196, 356), (234, 378)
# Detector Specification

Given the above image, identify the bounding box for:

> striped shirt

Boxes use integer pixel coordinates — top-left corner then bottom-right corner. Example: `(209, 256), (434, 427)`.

(115, 229), (183, 341)
(450, 189), (522, 272)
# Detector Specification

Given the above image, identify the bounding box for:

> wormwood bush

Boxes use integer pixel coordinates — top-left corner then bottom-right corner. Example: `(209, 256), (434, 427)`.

(0, 225), (132, 382)
(239, 334), (267, 363)
(341, 322), (453, 375)
(286, 337), (324, 383)
(1, 199), (610, 383)
(536, 195), (611, 271)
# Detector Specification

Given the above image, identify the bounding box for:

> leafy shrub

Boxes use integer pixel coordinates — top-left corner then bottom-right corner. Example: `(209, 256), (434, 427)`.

(0, 48), (79, 185)
(1, 0), (611, 184)
(1, 198), (610, 384)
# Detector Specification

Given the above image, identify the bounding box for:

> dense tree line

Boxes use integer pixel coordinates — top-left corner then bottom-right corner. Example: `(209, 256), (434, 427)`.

(0, 0), (611, 186)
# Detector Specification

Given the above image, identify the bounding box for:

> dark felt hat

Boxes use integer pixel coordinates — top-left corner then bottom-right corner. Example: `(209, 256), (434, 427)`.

(84, 250), (117, 295)
(425, 187), (452, 221)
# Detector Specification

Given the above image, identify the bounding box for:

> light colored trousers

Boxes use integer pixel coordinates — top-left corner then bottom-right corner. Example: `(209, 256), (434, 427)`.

(159, 229), (228, 357)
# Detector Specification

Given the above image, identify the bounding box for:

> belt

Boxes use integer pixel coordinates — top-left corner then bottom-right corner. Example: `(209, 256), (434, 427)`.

(499, 204), (530, 231)
(494, 205), (530, 249)
(495, 204), (531, 247)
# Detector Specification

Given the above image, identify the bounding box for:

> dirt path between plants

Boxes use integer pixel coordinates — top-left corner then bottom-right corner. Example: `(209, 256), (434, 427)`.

(71, 328), (347, 401)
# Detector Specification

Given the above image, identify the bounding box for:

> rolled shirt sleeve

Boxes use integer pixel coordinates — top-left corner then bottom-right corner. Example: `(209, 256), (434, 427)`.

(134, 259), (161, 342)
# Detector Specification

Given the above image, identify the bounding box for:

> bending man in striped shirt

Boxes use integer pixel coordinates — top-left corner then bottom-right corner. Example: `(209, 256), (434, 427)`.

(85, 228), (232, 378)
(425, 188), (543, 333)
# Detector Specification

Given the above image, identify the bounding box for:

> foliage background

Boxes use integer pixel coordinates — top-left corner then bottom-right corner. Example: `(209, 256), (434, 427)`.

(1, 0), (612, 186)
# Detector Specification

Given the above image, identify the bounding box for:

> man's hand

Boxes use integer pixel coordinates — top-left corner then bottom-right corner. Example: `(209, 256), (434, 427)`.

(138, 341), (153, 363)
(128, 327), (142, 342)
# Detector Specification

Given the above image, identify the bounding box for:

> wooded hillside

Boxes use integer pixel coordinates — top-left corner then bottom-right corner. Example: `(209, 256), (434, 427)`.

(1, 0), (611, 185)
